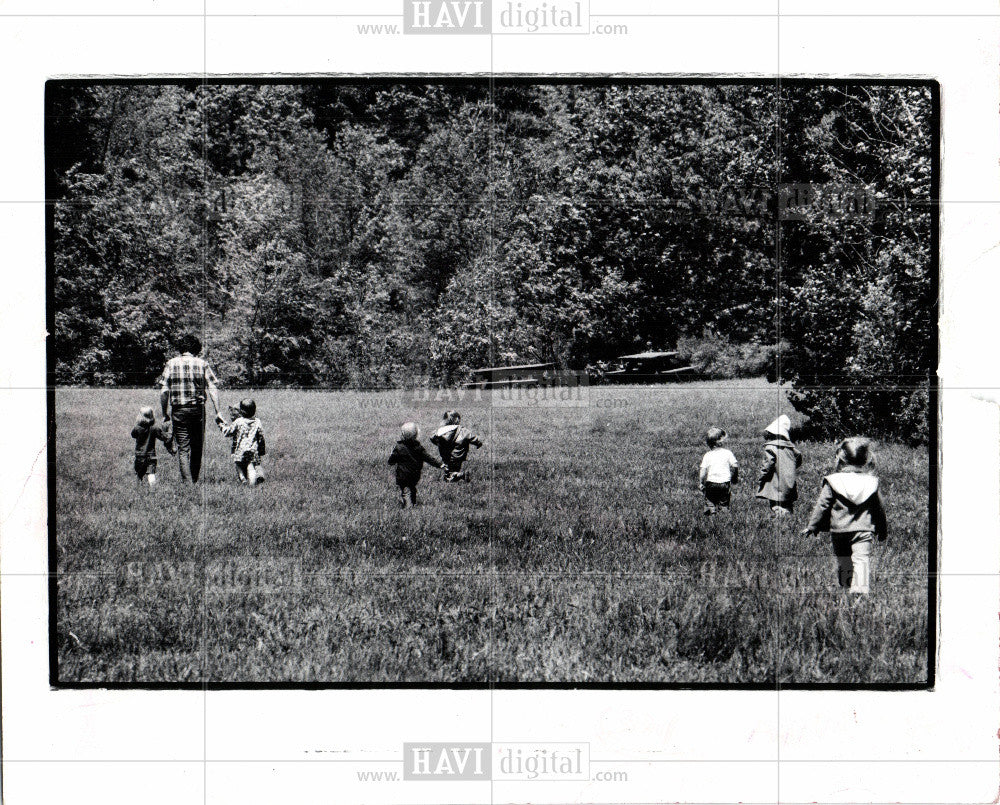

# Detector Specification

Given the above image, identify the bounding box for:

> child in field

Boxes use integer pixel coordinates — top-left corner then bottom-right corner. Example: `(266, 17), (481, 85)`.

(388, 422), (443, 508)
(215, 398), (266, 486)
(131, 406), (174, 487)
(755, 414), (803, 516)
(699, 427), (739, 514)
(802, 437), (888, 595)
(430, 410), (483, 482)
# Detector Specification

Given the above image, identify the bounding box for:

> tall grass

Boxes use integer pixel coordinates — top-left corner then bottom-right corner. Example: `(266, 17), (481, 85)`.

(55, 380), (929, 684)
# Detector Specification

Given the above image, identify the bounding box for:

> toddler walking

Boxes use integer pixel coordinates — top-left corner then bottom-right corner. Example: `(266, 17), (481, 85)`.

(131, 406), (174, 487)
(755, 414), (803, 516)
(802, 437), (887, 595)
(388, 422), (443, 508)
(699, 427), (739, 515)
(216, 398), (266, 485)
(430, 410), (483, 482)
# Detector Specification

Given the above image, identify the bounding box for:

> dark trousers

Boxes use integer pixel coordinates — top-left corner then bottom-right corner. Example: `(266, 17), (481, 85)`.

(397, 483), (418, 508)
(171, 404), (205, 483)
(134, 456), (156, 477)
(703, 481), (731, 513)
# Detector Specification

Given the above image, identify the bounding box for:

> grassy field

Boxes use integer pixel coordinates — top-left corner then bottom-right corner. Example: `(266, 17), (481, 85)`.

(54, 380), (931, 684)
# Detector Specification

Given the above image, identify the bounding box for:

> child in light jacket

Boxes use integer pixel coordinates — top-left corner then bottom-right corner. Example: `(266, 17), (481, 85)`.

(756, 414), (803, 516)
(430, 410), (483, 482)
(802, 437), (888, 595)
(216, 398), (266, 486)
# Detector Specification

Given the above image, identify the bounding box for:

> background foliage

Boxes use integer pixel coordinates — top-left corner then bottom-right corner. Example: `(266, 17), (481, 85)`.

(49, 82), (934, 441)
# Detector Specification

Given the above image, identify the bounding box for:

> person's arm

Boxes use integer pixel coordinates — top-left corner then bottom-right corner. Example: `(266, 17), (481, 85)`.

(757, 447), (776, 487)
(160, 388), (170, 421)
(803, 481), (835, 534)
(257, 429), (266, 457)
(420, 444), (443, 468)
(156, 426), (176, 454)
(205, 365), (220, 415)
(794, 448), (803, 468)
(871, 489), (888, 541)
(388, 446), (399, 465)
(698, 457), (708, 489)
(130, 424), (143, 439)
(730, 455), (739, 485)
(471, 433), (483, 448)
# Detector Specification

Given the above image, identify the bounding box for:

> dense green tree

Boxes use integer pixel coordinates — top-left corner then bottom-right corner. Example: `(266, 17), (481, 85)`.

(50, 82), (935, 441)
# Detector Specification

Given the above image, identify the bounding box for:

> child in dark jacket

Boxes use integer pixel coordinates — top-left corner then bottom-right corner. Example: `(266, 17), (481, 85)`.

(388, 422), (443, 508)
(430, 410), (483, 482)
(131, 406), (174, 487)
(802, 437), (888, 595)
(756, 415), (803, 516)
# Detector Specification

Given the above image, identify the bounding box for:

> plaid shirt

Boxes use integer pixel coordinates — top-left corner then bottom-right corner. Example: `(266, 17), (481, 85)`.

(159, 353), (218, 407)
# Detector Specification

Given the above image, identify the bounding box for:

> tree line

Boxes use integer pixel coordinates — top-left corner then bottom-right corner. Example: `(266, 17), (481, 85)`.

(49, 81), (935, 442)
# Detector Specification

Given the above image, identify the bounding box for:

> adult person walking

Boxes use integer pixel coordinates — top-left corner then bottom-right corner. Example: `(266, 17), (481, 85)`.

(158, 333), (220, 484)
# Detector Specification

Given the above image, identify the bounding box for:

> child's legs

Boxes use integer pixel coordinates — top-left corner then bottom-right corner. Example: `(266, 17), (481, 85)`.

(849, 534), (873, 594)
(831, 534), (854, 588)
(704, 482), (730, 513)
(397, 483), (416, 507)
(246, 462), (261, 486)
(831, 533), (874, 592)
(234, 460), (250, 484)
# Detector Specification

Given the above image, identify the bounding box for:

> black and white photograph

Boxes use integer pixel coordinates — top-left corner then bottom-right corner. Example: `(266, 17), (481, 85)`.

(48, 78), (936, 686)
(9, 3), (1000, 803)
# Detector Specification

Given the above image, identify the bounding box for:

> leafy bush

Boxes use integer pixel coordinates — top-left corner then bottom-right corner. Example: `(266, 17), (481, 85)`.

(677, 331), (786, 379)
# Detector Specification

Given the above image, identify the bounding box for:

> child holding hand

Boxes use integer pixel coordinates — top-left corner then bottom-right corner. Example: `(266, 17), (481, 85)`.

(131, 406), (174, 487)
(431, 410), (483, 482)
(216, 398), (266, 486)
(389, 422), (443, 508)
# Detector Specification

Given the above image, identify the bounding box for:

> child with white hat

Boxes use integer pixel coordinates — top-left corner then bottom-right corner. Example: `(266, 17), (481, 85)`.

(755, 414), (803, 516)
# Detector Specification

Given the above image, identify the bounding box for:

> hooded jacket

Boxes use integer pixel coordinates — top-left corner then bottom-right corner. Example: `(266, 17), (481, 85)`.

(388, 438), (442, 486)
(431, 424), (483, 468)
(805, 466), (888, 538)
(756, 438), (803, 503)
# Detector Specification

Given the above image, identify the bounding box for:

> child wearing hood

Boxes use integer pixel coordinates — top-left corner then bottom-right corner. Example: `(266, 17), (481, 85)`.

(430, 410), (483, 482)
(756, 414), (803, 516)
(389, 422), (444, 507)
(802, 437), (888, 595)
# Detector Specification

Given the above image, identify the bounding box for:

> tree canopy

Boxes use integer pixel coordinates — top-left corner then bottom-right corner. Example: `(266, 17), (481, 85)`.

(49, 81), (935, 441)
